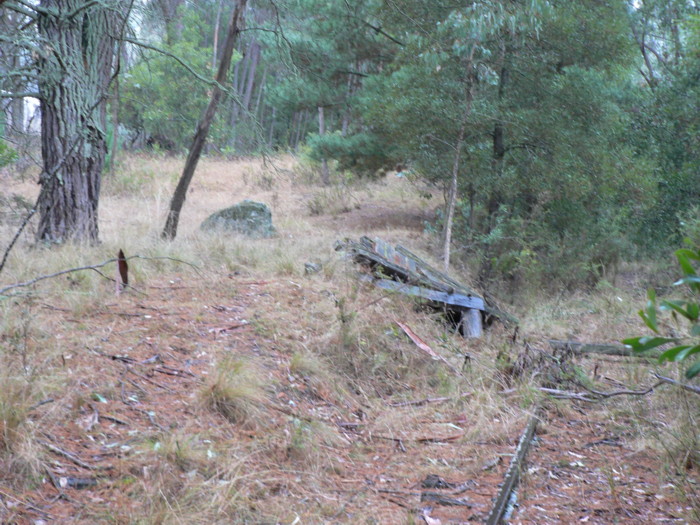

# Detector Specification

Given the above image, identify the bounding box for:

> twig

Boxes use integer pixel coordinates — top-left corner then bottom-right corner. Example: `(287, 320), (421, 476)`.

(376, 488), (421, 496)
(371, 432), (464, 444)
(538, 387), (596, 402)
(0, 255), (199, 296)
(128, 368), (174, 393)
(39, 439), (106, 470)
(654, 373), (700, 395)
(0, 207), (36, 276)
(29, 397), (54, 411)
(0, 487), (53, 519)
(375, 491), (413, 510)
(130, 407), (168, 432)
(396, 321), (464, 377)
(388, 392), (471, 407)
(154, 366), (199, 380)
(124, 376), (148, 396)
(99, 414), (130, 425)
(91, 348), (136, 364)
(575, 380), (664, 399)
(266, 403), (322, 424)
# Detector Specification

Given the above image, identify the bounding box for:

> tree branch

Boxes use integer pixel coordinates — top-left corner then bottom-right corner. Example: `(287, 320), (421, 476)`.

(0, 208), (36, 276)
(654, 373), (700, 395)
(120, 36), (226, 91)
(64, 0), (100, 20)
(0, 255), (199, 296)
(2, 1), (38, 19)
(0, 91), (40, 99)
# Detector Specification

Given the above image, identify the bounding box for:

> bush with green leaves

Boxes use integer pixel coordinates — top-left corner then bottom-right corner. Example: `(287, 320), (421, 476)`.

(0, 140), (17, 168)
(306, 131), (396, 178)
(623, 242), (700, 379)
(120, 9), (223, 152)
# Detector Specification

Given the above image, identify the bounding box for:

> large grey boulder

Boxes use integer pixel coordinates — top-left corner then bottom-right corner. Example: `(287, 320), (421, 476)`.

(201, 200), (276, 238)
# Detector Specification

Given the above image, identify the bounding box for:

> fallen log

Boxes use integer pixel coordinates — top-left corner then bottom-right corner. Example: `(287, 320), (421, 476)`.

(548, 339), (659, 358)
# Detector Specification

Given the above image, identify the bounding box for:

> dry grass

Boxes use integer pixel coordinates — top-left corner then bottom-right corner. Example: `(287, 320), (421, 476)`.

(0, 154), (697, 522)
(201, 357), (266, 429)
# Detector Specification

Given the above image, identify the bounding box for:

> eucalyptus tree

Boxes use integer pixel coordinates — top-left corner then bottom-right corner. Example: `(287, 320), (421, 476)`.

(360, 0), (551, 270)
(264, 0), (394, 168)
(626, 0), (700, 245)
(354, 0), (640, 285)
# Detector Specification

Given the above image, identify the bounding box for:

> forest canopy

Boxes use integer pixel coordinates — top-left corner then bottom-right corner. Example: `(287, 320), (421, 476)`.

(1, 0), (699, 288)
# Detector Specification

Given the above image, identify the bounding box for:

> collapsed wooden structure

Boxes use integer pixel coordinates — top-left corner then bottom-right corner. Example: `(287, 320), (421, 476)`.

(337, 236), (516, 338)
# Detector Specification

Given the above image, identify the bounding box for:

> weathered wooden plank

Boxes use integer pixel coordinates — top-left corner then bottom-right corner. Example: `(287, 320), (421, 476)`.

(396, 244), (476, 296)
(485, 412), (540, 525)
(461, 308), (483, 338)
(364, 276), (485, 310)
(340, 236), (518, 329)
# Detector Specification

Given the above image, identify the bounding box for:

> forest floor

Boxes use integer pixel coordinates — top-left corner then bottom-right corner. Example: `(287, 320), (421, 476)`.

(0, 155), (698, 524)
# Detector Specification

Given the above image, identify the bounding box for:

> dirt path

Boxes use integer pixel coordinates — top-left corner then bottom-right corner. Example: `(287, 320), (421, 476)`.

(1, 268), (691, 524)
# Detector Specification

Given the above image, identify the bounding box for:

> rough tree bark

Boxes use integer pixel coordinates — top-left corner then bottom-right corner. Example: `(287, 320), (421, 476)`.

(35, 0), (126, 244)
(109, 74), (119, 174)
(162, 0), (247, 240)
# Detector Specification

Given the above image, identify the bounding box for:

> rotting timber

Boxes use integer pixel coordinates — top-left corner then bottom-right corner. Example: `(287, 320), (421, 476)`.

(337, 236), (516, 338)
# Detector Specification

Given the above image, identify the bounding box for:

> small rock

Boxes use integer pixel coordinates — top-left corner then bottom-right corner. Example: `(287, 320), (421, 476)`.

(304, 262), (322, 275)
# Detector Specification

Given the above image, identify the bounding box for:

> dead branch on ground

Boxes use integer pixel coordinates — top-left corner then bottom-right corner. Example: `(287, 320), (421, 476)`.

(0, 254), (199, 296)
(654, 373), (700, 395)
(387, 392), (472, 407)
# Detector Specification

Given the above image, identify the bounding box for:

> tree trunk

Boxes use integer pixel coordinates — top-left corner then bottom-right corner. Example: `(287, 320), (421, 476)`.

(487, 40), (509, 217)
(157, 0), (185, 45)
(318, 105), (329, 185)
(241, 41), (260, 112)
(109, 74), (119, 174)
(212, 0), (222, 67)
(268, 106), (276, 146)
(442, 121), (466, 272)
(293, 110), (303, 150)
(5, 15), (26, 136)
(254, 66), (267, 118)
(162, 0), (248, 240)
(35, 0), (126, 244)
(235, 39), (260, 151)
(442, 46), (476, 272)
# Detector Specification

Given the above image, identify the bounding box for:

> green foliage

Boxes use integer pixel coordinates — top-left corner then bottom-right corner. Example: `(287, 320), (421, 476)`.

(306, 131), (395, 177)
(58, 0), (700, 290)
(623, 243), (700, 379)
(120, 8), (229, 151)
(0, 140), (18, 168)
(350, 1), (642, 290)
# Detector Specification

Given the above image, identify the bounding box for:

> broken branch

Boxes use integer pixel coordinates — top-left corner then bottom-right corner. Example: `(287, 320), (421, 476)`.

(654, 373), (700, 395)
(39, 439), (106, 470)
(388, 392), (472, 407)
(0, 255), (199, 296)
(396, 321), (464, 377)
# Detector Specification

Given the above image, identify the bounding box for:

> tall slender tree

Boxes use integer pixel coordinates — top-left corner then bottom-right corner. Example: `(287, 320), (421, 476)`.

(162, 0), (248, 240)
